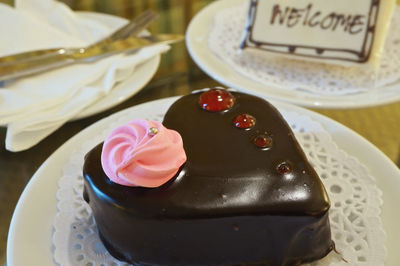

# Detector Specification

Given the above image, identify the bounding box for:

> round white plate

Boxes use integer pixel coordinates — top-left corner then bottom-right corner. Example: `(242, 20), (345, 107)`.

(7, 96), (400, 265)
(186, 0), (400, 109)
(73, 11), (160, 119)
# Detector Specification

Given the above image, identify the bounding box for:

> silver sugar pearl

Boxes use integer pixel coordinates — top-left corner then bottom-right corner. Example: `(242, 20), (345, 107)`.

(148, 127), (158, 136)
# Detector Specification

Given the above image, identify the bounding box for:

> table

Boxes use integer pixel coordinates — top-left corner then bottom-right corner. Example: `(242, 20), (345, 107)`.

(0, 0), (399, 265)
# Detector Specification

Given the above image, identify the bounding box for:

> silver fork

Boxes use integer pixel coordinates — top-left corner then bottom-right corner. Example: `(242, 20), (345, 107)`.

(0, 10), (158, 65)
(88, 10), (158, 48)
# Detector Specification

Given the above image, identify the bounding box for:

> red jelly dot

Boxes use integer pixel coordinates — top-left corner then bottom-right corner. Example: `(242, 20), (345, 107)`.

(277, 162), (291, 174)
(233, 114), (256, 129)
(199, 89), (235, 112)
(254, 135), (273, 149)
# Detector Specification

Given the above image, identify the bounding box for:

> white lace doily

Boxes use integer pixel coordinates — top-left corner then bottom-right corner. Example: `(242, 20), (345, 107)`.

(53, 103), (386, 266)
(208, 3), (400, 96)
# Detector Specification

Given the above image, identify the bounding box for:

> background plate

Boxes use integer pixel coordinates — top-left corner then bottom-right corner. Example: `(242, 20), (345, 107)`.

(186, 0), (400, 109)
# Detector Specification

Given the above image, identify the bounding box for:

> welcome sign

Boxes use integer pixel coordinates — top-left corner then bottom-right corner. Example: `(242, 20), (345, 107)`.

(240, 0), (393, 63)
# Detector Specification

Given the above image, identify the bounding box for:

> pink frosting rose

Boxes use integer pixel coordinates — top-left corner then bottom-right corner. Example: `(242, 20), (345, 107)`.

(101, 119), (186, 187)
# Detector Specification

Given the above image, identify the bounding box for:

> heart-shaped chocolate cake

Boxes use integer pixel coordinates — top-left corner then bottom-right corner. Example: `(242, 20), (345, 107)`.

(83, 89), (334, 265)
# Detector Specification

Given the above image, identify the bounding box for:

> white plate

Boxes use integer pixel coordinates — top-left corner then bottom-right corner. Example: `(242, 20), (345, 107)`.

(73, 11), (160, 119)
(7, 97), (400, 265)
(186, 0), (400, 109)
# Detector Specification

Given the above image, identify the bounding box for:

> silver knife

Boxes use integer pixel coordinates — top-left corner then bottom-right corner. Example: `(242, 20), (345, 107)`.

(0, 34), (183, 81)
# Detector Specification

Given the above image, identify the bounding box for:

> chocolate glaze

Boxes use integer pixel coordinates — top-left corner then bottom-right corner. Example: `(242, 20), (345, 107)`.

(83, 90), (334, 265)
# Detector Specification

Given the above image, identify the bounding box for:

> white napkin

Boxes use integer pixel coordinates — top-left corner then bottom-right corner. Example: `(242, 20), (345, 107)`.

(0, 0), (170, 152)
